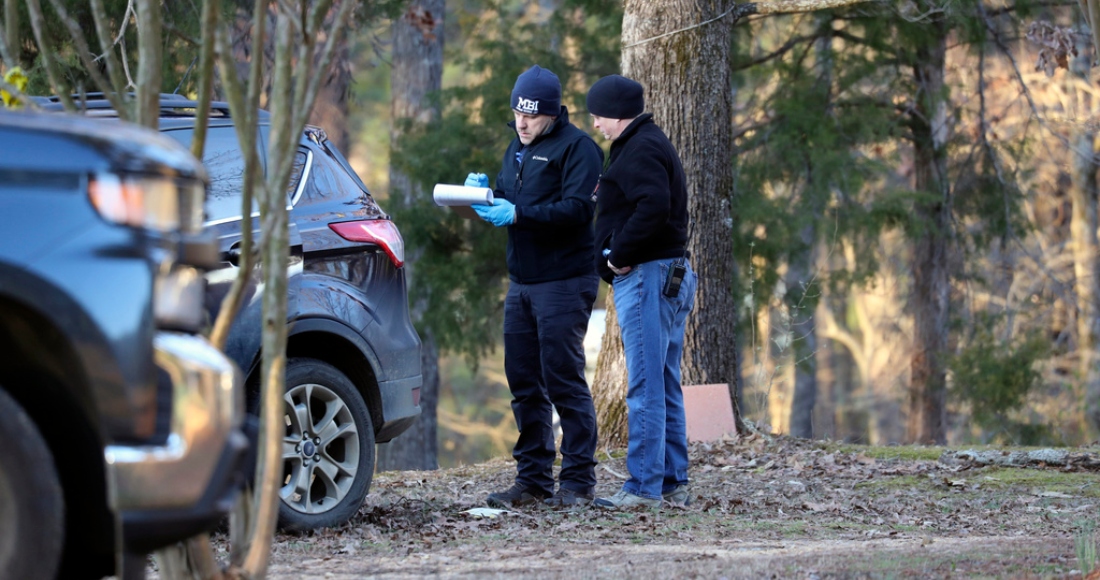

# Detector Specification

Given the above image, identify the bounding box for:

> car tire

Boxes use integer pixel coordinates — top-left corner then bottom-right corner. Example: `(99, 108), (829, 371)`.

(0, 388), (64, 580)
(278, 358), (375, 531)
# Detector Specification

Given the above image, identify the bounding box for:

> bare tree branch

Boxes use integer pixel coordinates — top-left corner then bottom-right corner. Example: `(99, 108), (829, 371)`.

(47, 0), (131, 119)
(754, 0), (884, 16)
(90, 0), (130, 103)
(24, 0), (76, 110)
(134, 0), (162, 128)
(0, 0), (16, 70)
(189, 0), (221, 163)
(732, 32), (823, 71)
(294, 0), (355, 131)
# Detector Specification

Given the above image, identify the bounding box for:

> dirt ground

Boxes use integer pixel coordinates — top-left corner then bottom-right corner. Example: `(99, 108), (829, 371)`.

(237, 435), (1100, 578)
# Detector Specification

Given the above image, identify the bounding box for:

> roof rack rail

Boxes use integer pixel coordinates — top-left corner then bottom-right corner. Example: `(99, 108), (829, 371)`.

(29, 92), (271, 122)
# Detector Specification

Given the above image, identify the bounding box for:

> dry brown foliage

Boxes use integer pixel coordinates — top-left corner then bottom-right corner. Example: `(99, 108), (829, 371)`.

(141, 435), (1100, 578)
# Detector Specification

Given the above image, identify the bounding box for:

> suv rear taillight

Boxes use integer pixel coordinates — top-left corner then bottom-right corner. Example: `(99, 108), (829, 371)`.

(328, 219), (405, 268)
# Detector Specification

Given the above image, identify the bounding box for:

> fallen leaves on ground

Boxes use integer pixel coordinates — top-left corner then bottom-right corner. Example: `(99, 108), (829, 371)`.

(256, 435), (1100, 578)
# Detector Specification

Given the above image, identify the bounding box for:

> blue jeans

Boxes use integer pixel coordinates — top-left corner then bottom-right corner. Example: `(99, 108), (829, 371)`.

(504, 274), (600, 495)
(612, 258), (697, 500)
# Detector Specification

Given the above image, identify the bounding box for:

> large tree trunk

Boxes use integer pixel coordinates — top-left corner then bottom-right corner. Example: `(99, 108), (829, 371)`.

(309, 29), (352, 151)
(377, 0), (444, 471)
(594, 0), (742, 445)
(1068, 49), (1100, 437)
(906, 12), (950, 445)
(786, 230), (819, 439)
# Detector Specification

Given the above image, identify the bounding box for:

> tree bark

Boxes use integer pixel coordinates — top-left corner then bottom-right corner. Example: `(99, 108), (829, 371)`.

(906, 10), (950, 445)
(1068, 49), (1100, 437)
(592, 294), (629, 449)
(594, 0), (742, 445)
(2, 0), (18, 68)
(377, 0), (444, 471)
(786, 233), (819, 439)
(307, 12), (353, 150)
(788, 13), (834, 440)
(134, 0), (161, 129)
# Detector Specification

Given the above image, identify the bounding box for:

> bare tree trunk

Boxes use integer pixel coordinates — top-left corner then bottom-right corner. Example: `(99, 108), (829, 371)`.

(764, 300), (789, 433)
(906, 11), (950, 445)
(787, 237), (819, 439)
(812, 317), (836, 438)
(3, 0), (20, 67)
(377, 0), (444, 471)
(593, 0), (743, 445)
(592, 294), (628, 449)
(309, 36), (352, 151)
(1068, 49), (1100, 437)
(788, 13), (835, 440)
(134, 0), (161, 128)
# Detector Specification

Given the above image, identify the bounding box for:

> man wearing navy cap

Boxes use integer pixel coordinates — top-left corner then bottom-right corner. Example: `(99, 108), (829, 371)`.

(586, 74), (697, 509)
(466, 65), (604, 508)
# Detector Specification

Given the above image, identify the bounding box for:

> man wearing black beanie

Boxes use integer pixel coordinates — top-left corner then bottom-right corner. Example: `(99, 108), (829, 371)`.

(465, 65), (605, 509)
(586, 74), (697, 509)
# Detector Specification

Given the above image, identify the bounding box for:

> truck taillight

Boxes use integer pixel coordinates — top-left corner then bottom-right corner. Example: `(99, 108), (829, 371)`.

(88, 173), (205, 234)
(328, 219), (405, 268)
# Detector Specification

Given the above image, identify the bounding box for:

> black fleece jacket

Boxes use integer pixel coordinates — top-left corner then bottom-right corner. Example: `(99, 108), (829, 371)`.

(494, 107), (604, 284)
(594, 114), (688, 284)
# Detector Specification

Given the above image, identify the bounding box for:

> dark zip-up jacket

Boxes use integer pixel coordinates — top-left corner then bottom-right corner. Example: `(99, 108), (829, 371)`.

(594, 114), (689, 284)
(494, 107), (604, 284)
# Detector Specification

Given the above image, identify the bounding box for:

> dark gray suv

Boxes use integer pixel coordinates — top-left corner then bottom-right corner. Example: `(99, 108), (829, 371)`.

(37, 94), (424, 532)
(0, 110), (248, 579)
(168, 99), (424, 532)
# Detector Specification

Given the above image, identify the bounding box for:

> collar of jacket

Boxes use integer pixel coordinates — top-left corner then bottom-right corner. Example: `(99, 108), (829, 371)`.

(610, 113), (654, 149)
(506, 106), (572, 146)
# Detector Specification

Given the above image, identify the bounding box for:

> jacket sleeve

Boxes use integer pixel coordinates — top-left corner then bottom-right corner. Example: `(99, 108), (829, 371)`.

(608, 138), (672, 266)
(513, 137), (603, 228)
(493, 140), (516, 202)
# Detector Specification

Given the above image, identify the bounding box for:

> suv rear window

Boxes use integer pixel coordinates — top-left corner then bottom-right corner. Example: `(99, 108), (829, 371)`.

(163, 126), (307, 223)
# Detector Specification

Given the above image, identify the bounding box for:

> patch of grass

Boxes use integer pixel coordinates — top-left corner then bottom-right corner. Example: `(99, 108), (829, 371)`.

(855, 474), (935, 491)
(809, 542), (1055, 578)
(745, 519), (810, 536)
(1076, 520), (1098, 575)
(277, 541), (312, 553)
(816, 441), (946, 461)
(779, 521), (808, 536)
(978, 468), (1100, 497)
(858, 467), (1100, 504)
(599, 449), (627, 460)
(816, 442), (1075, 464)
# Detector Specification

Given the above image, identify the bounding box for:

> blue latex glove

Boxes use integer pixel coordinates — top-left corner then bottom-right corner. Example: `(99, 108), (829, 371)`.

(465, 172), (489, 188)
(473, 198), (515, 227)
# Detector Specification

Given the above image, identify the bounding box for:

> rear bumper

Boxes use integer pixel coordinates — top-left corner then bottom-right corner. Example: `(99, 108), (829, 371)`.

(376, 374), (422, 442)
(104, 332), (248, 552)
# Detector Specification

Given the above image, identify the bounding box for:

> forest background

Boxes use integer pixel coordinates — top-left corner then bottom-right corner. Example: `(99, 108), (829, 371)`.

(5, 0), (1099, 472)
(373, 0), (1100, 466)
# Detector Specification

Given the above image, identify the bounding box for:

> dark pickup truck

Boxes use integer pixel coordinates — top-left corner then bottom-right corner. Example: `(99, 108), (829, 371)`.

(0, 111), (249, 579)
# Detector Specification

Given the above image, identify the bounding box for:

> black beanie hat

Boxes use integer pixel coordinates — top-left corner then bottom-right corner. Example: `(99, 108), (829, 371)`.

(511, 65), (562, 117)
(586, 75), (645, 119)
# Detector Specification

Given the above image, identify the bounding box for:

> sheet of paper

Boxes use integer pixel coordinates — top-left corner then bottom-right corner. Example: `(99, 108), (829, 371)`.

(433, 184), (493, 206)
(433, 184), (494, 219)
